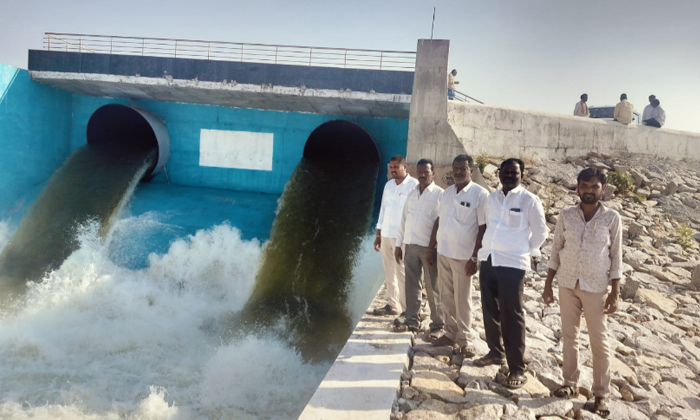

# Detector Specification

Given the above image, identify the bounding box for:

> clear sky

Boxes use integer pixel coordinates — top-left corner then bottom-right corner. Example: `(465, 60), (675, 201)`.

(2, 0), (698, 132)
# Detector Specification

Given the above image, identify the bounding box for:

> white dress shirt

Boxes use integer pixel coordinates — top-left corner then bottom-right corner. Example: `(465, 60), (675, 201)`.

(642, 104), (654, 121)
(478, 185), (549, 270)
(437, 182), (489, 261)
(377, 175), (419, 239)
(395, 182), (443, 248)
(651, 106), (666, 126)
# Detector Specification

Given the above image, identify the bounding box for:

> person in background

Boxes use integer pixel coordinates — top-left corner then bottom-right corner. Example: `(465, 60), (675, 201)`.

(573, 93), (590, 117)
(644, 99), (665, 128)
(543, 168), (622, 419)
(447, 69), (459, 100)
(613, 93), (634, 125)
(473, 158), (548, 390)
(393, 159), (444, 334)
(373, 155), (419, 316)
(427, 155), (488, 358)
(642, 95), (656, 123)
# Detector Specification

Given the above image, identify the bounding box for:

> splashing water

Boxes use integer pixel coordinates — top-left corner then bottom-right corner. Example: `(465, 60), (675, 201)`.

(0, 215), (383, 419)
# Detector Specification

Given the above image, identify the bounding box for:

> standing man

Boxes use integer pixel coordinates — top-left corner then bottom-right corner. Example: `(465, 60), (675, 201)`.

(374, 155), (419, 316)
(427, 155), (488, 357)
(474, 158), (548, 390)
(613, 93), (634, 125)
(642, 94), (656, 123)
(644, 99), (666, 128)
(543, 168), (622, 419)
(447, 69), (460, 100)
(573, 93), (590, 117)
(393, 159), (444, 334)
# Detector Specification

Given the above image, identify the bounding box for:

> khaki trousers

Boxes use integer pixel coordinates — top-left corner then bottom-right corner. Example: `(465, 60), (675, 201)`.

(438, 254), (473, 346)
(380, 237), (406, 312)
(559, 283), (611, 398)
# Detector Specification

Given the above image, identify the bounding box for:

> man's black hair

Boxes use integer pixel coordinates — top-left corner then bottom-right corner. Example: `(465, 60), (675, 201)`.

(417, 158), (434, 171)
(577, 167), (607, 185)
(390, 155), (406, 164)
(452, 154), (474, 167)
(500, 158), (525, 174)
(620, 93), (628, 100)
(652, 99), (661, 106)
(581, 93), (588, 100)
(649, 94), (656, 101)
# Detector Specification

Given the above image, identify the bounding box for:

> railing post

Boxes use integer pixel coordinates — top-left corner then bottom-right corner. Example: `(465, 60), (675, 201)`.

(142, 39), (145, 56)
(110, 37), (113, 54)
(379, 52), (383, 70)
(174, 40), (178, 58)
(275, 46), (278, 64)
(240, 44), (244, 61)
(309, 48), (312, 66)
(344, 50), (347, 68)
(79, 36), (82, 52)
(207, 42), (210, 60)
(47, 35), (51, 51)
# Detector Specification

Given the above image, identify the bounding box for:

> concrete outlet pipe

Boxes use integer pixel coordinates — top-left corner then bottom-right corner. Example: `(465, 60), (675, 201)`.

(86, 104), (170, 180)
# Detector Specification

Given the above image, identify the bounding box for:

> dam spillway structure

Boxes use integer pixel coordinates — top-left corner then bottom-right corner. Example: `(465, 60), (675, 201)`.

(0, 34), (417, 419)
(0, 104), (170, 303)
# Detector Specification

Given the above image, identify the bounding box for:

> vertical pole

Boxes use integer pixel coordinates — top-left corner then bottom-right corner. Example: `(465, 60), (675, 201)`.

(309, 48), (312, 66)
(380, 52), (384, 70)
(240, 44), (244, 61)
(110, 37), (113, 54)
(431, 7), (436, 39)
(79, 36), (82, 52)
(175, 40), (178, 58)
(344, 50), (347, 68)
(207, 42), (211, 60)
(142, 39), (145, 56)
(275, 46), (278, 64)
(48, 35), (51, 51)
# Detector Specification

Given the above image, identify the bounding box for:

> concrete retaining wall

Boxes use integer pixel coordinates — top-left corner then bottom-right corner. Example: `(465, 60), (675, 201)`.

(0, 64), (73, 221)
(448, 101), (700, 162)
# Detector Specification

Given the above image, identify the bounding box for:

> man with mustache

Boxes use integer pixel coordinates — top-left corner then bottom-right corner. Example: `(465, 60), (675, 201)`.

(426, 155), (488, 356)
(374, 155), (419, 316)
(474, 158), (548, 391)
(543, 168), (622, 419)
(393, 159), (444, 333)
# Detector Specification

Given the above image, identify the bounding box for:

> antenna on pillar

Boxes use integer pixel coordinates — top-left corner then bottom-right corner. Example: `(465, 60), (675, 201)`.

(430, 7), (436, 39)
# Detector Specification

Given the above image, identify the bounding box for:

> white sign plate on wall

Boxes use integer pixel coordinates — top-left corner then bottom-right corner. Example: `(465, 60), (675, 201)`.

(199, 129), (274, 171)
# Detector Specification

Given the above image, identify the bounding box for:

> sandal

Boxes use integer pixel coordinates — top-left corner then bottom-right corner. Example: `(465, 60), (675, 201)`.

(393, 322), (419, 333)
(460, 344), (477, 358)
(501, 372), (528, 389)
(427, 328), (444, 343)
(553, 385), (579, 399)
(472, 354), (506, 367)
(591, 397), (610, 418)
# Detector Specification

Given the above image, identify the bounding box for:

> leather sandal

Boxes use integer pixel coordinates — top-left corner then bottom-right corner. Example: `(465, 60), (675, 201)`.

(501, 372), (528, 389)
(553, 385), (579, 399)
(460, 344), (477, 358)
(472, 354), (506, 367)
(592, 397), (610, 418)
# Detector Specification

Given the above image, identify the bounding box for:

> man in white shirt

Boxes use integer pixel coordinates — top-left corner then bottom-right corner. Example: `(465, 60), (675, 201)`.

(543, 168), (622, 418)
(573, 93), (589, 117)
(374, 155), (419, 316)
(474, 158), (548, 390)
(393, 159), (444, 333)
(447, 69), (459, 100)
(642, 94), (656, 122)
(613, 93), (634, 125)
(427, 155), (489, 357)
(644, 99), (665, 128)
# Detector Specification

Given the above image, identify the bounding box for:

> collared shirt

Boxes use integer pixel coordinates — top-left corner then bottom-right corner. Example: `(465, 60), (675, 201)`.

(437, 182), (489, 260)
(447, 73), (457, 90)
(548, 204), (623, 293)
(478, 185), (548, 271)
(651, 106), (666, 126)
(396, 182), (443, 248)
(377, 175), (419, 238)
(642, 104), (654, 121)
(574, 101), (589, 117)
(614, 99), (634, 125)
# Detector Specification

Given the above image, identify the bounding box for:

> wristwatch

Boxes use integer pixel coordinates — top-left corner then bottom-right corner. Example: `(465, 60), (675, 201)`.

(471, 257), (479, 264)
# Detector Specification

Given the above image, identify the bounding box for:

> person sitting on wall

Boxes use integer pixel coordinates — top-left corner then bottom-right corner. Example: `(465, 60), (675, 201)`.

(448, 69), (459, 100)
(573, 94), (590, 117)
(643, 99), (665, 128)
(642, 95), (656, 123)
(613, 93), (634, 125)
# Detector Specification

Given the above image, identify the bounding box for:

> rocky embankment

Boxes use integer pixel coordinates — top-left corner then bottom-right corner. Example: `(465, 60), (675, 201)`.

(390, 153), (700, 420)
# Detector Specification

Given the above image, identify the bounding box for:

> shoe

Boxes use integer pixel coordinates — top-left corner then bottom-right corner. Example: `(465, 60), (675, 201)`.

(431, 334), (456, 347)
(373, 304), (400, 316)
(472, 353), (506, 367)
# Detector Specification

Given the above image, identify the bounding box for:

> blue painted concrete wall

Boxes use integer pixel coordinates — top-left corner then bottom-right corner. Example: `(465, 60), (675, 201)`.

(68, 99), (409, 195)
(0, 64), (73, 221)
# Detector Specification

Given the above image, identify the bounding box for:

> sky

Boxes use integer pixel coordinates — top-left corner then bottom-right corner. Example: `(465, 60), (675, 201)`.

(1, 0), (699, 132)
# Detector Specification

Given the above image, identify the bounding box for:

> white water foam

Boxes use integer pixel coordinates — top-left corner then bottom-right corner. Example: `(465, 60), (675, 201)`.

(0, 217), (383, 419)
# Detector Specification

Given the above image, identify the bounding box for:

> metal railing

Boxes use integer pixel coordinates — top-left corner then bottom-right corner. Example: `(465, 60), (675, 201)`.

(454, 89), (484, 104)
(43, 33), (417, 71)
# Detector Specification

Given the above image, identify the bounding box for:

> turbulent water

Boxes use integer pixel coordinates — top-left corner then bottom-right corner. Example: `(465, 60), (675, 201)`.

(0, 156), (384, 419)
(0, 144), (156, 300)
